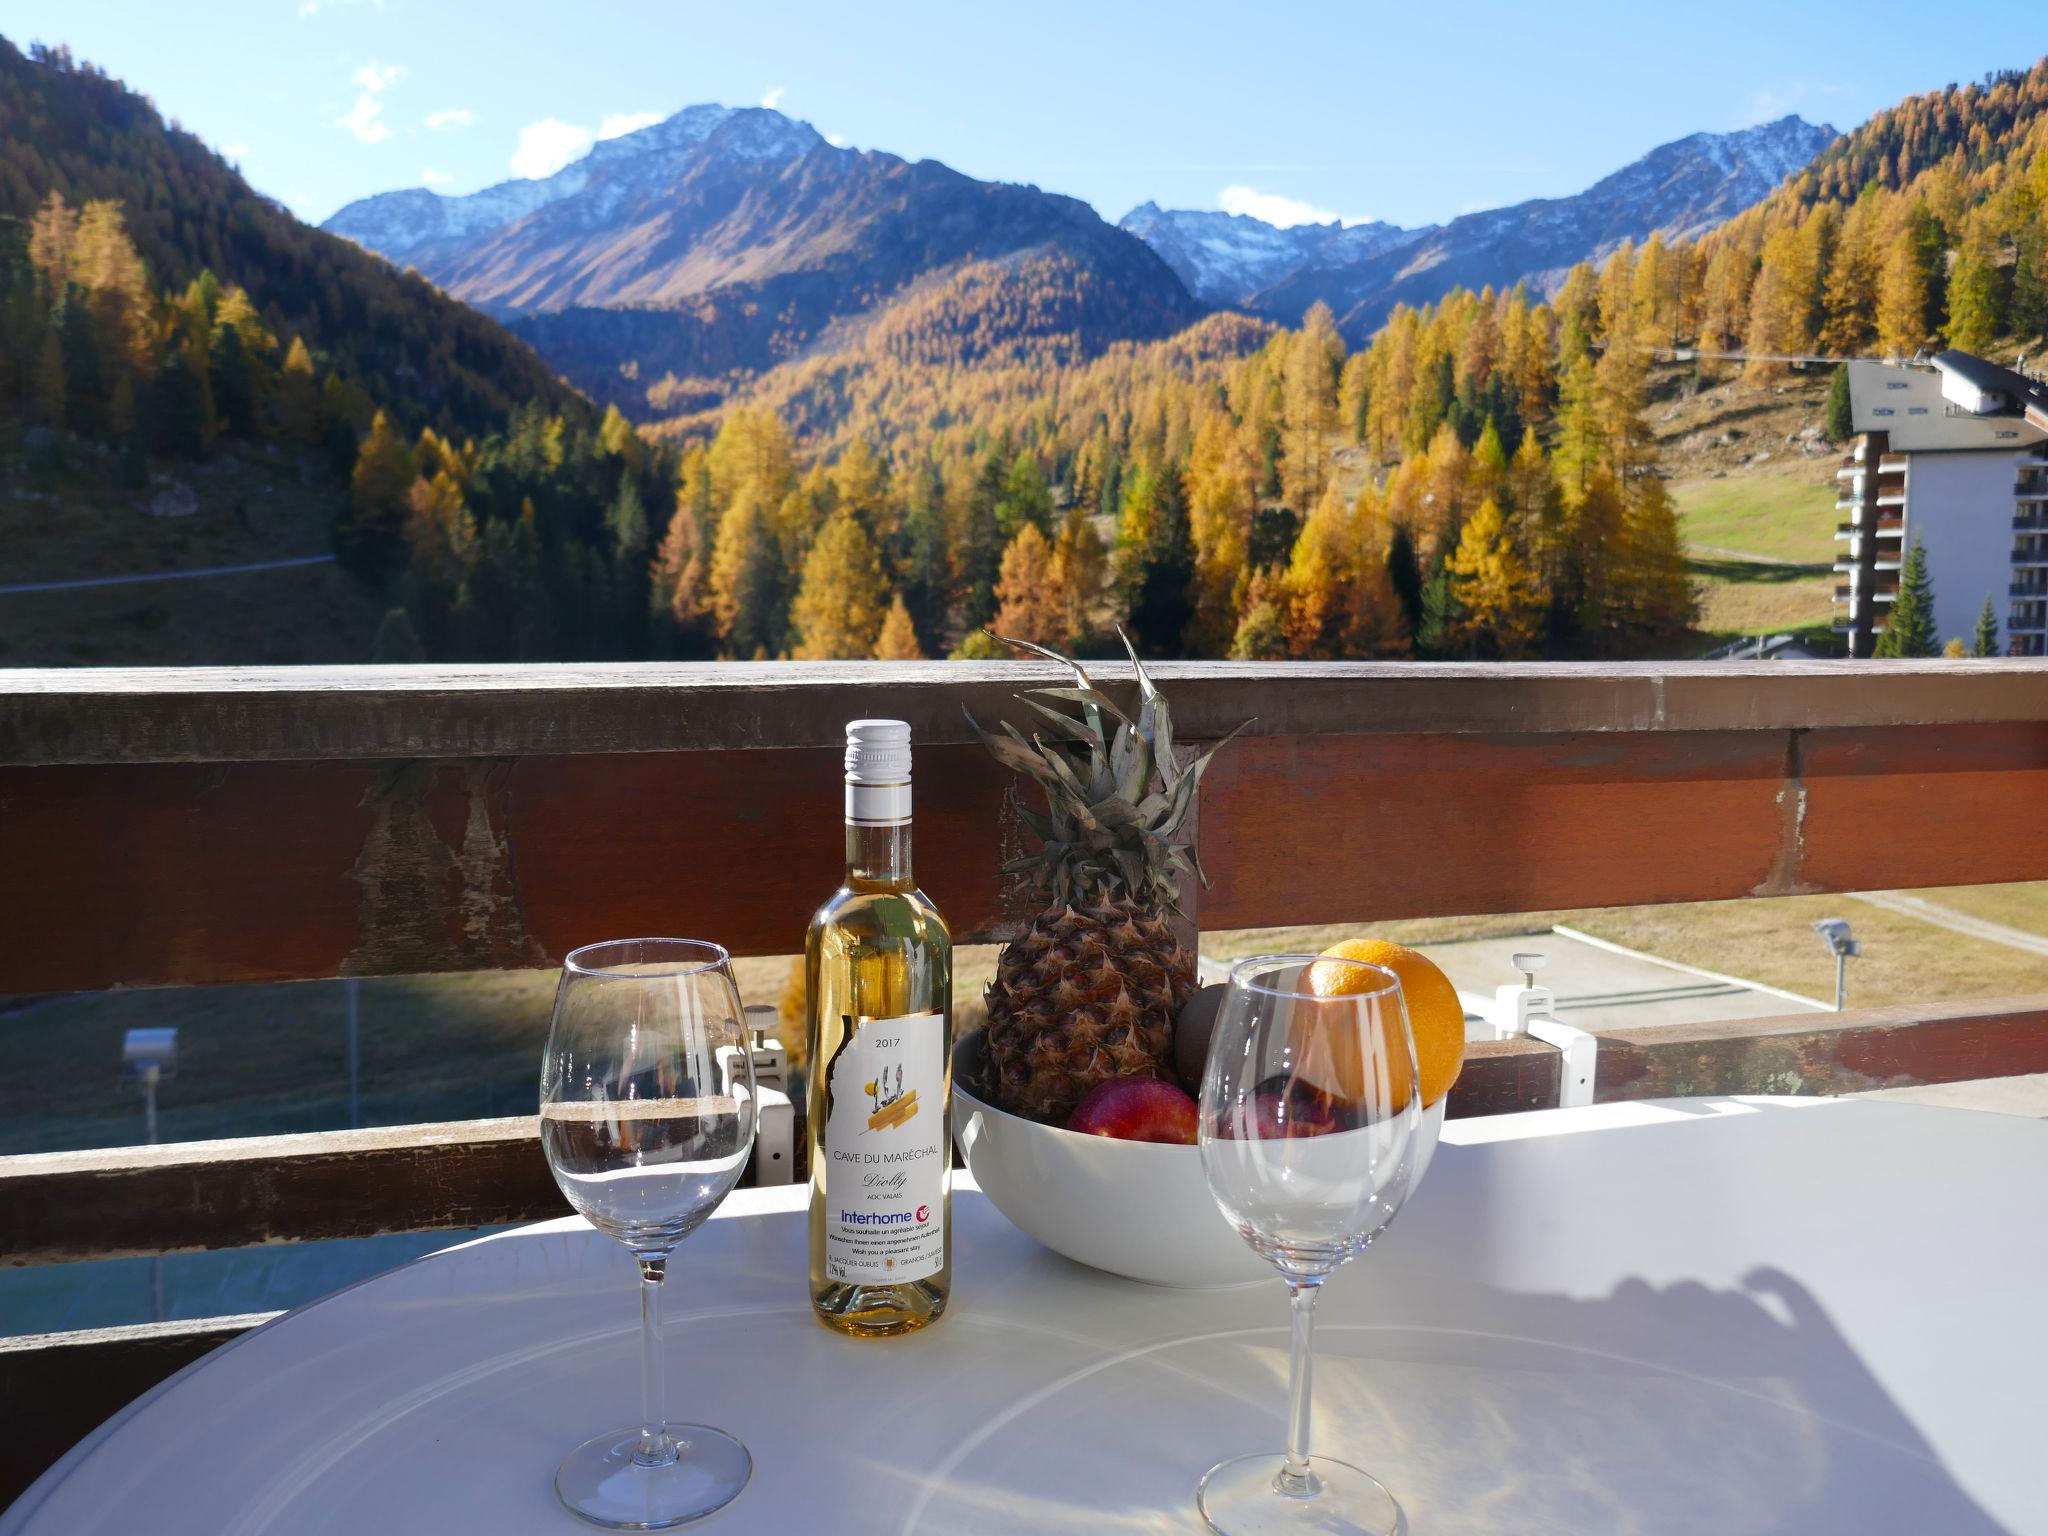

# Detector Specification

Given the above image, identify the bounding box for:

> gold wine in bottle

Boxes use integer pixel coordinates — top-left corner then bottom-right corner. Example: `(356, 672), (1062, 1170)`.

(805, 719), (953, 1336)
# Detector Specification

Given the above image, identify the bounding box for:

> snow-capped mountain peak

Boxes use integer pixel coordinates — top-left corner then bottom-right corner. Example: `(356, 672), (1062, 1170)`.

(324, 102), (827, 260)
(1121, 115), (1839, 332)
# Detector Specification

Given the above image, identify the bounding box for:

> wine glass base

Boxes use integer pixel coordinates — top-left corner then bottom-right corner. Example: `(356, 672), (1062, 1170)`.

(1197, 1453), (1405, 1536)
(556, 1424), (752, 1530)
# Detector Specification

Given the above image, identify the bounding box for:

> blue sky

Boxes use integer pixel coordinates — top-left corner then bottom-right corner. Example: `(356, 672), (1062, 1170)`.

(10, 1), (2044, 228)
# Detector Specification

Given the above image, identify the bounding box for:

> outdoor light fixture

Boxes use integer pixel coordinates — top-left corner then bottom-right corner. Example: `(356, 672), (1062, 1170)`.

(120, 1026), (178, 1322)
(1811, 919), (1861, 1011)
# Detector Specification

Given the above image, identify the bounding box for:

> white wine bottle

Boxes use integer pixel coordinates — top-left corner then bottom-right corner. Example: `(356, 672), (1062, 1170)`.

(805, 719), (952, 1336)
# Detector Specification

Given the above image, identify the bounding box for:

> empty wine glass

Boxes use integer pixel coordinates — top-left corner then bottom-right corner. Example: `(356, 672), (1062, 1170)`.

(1196, 954), (1422, 1536)
(540, 939), (758, 1530)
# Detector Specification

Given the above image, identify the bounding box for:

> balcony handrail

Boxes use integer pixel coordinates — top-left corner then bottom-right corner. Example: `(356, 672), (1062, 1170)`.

(6, 660), (2048, 766)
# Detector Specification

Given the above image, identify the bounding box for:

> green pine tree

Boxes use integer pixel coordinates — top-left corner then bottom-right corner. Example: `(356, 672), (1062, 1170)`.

(1972, 596), (2001, 658)
(994, 452), (1053, 541)
(1385, 521), (1423, 639)
(1415, 551), (1460, 658)
(605, 471), (650, 652)
(1826, 363), (1853, 443)
(1125, 468), (1195, 655)
(371, 606), (425, 662)
(150, 348), (209, 458)
(1873, 538), (1938, 657)
(208, 323), (257, 438)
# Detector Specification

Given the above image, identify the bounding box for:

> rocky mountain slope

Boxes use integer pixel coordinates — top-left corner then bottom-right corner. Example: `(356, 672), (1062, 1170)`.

(326, 105), (1201, 415)
(1121, 116), (1838, 336)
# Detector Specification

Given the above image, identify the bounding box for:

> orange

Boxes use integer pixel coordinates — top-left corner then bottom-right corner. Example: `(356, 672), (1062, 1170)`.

(1306, 939), (1467, 1107)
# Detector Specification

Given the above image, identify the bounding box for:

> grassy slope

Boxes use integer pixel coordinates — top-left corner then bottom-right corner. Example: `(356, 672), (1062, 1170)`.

(1207, 884), (2048, 1013)
(0, 443), (381, 665)
(1901, 883), (2048, 939)
(1652, 366), (1843, 649)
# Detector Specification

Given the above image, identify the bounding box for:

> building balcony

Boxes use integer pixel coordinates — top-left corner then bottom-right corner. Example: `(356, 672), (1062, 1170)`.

(6, 660), (2048, 1505)
(1876, 491), (1906, 508)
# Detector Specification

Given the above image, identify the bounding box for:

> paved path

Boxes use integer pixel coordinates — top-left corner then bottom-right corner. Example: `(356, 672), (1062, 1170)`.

(1851, 890), (2048, 958)
(1425, 927), (1828, 1032)
(0, 553), (335, 596)
(1690, 544), (1830, 569)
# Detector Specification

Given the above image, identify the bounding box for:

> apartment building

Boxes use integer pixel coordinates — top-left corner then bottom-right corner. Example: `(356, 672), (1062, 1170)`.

(1835, 351), (2048, 656)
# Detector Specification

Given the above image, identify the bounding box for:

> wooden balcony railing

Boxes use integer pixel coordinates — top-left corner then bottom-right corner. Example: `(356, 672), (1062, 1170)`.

(5, 658), (2048, 1499)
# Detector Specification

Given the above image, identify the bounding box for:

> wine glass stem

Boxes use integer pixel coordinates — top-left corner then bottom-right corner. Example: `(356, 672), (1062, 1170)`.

(636, 1257), (678, 1467)
(1279, 1278), (1324, 1497)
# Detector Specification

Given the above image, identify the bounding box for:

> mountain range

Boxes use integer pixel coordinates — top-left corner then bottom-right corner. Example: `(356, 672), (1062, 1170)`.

(325, 107), (1837, 421)
(1121, 116), (1837, 333)
(326, 105), (1201, 415)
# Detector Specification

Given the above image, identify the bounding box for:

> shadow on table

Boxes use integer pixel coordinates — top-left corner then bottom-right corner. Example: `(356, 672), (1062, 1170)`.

(893, 1100), (2015, 1536)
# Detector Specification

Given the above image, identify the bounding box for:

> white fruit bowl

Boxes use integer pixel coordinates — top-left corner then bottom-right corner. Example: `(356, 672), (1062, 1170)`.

(952, 1032), (1444, 1288)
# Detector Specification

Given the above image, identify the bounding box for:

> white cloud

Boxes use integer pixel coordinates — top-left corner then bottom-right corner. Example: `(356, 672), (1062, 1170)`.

(420, 167), (453, 186)
(336, 61), (401, 144)
(760, 86), (785, 110)
(426, 107), (473, 131)
(222, 142), (250, 160)
(339, 95), (390, 144)
(825, 131), (847, 148)
(1217, 184), (1360, 229)
(300, 0), (385, 17)
(1738, 81), (1845, 128)
(598, 110), (661, 140)
(511, 117), (594, 179)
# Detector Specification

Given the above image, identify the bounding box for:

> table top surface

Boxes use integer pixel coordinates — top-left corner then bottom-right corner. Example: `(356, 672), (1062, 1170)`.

(7, 1096), (2045, 1536)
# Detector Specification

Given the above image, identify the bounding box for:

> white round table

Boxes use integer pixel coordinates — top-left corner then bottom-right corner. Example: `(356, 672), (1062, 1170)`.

(7, 1097), (2044, 1535)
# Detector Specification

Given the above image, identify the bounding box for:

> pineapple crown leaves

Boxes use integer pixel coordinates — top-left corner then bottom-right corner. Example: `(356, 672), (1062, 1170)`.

(962, 627), (1252, 913)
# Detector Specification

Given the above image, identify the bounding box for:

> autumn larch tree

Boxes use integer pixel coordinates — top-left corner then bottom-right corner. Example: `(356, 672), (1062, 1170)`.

(1051, 502), (1107, 650)
(1229, 569), (1290, 660)
(1445, 497), (1542, 659)
(873, 593), (924, 660)
(989, 524), (1068, 648)
(339, 409), (414, 576)
(709, 491), (785, 659)
(649, 496), (716, 658)
(791, 512), (888, 659)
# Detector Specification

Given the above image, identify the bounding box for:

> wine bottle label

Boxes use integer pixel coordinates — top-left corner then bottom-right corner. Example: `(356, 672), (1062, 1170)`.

(844, 779), (910, 826)
(822, 1009), (946, 1285)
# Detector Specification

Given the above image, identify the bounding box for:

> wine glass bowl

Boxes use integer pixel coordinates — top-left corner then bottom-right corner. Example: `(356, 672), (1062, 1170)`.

(1195, 954), (1423, 1536)
(540, 938), (758, 1530)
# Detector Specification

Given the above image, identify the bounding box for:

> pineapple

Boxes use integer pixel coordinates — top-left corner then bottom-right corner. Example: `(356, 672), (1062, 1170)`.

(967, 632), (1249, 1123)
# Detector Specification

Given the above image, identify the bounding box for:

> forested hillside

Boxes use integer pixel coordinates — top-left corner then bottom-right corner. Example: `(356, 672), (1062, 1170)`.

(0, 39), (583, 438)
(1633, 62), (2048, 361)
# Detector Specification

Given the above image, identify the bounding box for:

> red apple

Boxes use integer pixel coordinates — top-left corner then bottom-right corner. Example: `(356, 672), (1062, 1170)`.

(1066, 1077), (1199, 1145)
(1219, 1078), (1345, 1139)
